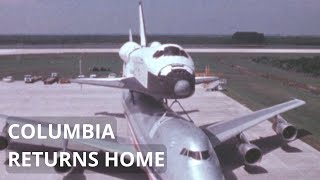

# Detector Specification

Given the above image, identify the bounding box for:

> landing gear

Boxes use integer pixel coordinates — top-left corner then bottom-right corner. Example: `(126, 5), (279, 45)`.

(163, 98), (168, 105)
(168, 99), (193, 123)
(130, 90), (135, 104)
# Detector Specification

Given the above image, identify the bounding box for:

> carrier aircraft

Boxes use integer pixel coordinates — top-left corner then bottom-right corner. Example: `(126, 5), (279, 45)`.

(0, 2), (308, 180)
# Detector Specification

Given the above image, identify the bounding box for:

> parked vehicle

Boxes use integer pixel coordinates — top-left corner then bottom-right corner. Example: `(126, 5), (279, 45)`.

(2, 76), (14, 83)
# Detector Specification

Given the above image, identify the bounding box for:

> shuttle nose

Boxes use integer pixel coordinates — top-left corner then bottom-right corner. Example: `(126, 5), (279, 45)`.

(174, 80), (191, 97)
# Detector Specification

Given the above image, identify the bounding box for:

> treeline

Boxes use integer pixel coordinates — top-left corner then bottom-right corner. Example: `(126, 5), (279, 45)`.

(0, 34), (320, 45)
(0, 35), (233, 45)
(232, 32), (265, 44)
(252, 56), (320, 77)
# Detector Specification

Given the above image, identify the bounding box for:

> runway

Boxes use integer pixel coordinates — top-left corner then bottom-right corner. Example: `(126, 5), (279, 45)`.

(0, 82), (319, 180)
(0, 47), (320, 56)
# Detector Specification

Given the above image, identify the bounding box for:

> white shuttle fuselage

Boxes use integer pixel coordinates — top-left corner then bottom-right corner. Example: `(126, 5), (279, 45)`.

(119, 42), (195, 99)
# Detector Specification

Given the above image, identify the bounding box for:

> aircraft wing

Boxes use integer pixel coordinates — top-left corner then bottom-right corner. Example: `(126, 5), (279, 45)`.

(2, 115), (136, 155)
(204, 99), (305, 146)
(195, 76), (219, 84)
(70, 77), (139, 89)
(73, 138), (136, 155)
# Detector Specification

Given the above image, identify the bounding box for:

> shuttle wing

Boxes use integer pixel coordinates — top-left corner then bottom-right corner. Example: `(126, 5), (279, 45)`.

(70, 77), (141, 89)
(195, 76), (219, 84)
(204, 99), (305, 146)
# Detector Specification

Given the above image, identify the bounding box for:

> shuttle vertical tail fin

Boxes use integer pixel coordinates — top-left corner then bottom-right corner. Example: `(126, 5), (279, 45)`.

(129, 29), (133, 42)
(139, 2), (147, 47)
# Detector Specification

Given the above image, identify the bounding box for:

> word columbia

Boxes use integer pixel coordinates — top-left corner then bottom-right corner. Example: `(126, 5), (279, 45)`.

(8, 123), (115, 139)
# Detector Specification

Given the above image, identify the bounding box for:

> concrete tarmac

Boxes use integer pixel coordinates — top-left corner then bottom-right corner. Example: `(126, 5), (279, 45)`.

(0, 81), (319, 180)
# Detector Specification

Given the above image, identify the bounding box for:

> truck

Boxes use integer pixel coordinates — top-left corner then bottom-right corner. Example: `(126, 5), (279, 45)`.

(43, 73), (59, 85)
(24, 75), (42, 83)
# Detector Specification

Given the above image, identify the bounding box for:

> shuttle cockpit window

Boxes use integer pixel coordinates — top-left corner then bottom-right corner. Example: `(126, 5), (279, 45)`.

(153, 50), (164, 58)
(180, 148), (210, 160)
(153, 46), (189, 58)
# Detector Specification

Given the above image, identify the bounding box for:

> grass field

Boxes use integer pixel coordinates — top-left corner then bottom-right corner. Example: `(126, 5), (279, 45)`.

(191, 53), (320, 149)
(1, 52), (320, 149)
(0, 53), (122, 79)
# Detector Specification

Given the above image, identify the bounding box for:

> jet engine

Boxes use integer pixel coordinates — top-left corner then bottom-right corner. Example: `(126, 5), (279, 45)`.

(272, 116), (297, 142)
(119, 41), (141, 62)
(54, 151), (73, 173)
(0, 120), (8, 151)
(237, 133), (262, 166)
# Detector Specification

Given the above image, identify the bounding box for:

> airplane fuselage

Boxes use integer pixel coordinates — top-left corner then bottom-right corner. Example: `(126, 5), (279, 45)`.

(122, 91), (224, 180)
(119, 42), (196, 99)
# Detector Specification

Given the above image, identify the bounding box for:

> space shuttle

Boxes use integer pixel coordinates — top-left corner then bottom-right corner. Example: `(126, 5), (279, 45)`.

(71, 2), (218, 99)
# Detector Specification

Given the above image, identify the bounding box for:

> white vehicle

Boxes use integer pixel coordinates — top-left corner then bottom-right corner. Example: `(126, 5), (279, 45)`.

(24, 75), (32, 83)
(51, 72), (58, 78)
(2, 76), (14, 83)
(89, 74), (97, 78)
(107, 73), (117, 78)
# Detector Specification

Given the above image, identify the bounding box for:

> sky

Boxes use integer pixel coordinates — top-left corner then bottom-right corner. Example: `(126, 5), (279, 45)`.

(0, 0), (319, 35)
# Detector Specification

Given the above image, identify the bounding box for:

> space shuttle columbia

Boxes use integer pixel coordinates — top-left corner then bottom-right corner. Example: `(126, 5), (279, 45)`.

(0, 2), (307, 180)
(71, 2), (218, 99)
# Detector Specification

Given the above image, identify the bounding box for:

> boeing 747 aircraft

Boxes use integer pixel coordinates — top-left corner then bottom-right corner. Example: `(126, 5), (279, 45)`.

(0, 2), (308, 180)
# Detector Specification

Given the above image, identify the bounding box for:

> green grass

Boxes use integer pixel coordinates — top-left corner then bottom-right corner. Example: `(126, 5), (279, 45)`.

(253, 56), (320, 77)
(191, 53), (320, 150)
(0, 53), (122, 79)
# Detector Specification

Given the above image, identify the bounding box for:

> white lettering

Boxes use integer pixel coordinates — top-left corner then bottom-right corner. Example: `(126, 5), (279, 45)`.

(49, 124), (61, 139)
(155, 152), (165, 167)
(105, 152), (118, 167)
(64, 124), (80, 139)
(101, 124), (115, 139)
(88, 152), (98, 167)
(21, 152), (31, 167)
(137, 152), (152, 167)
(45, 152), (57, 167)
(37, 124), (47, 139)
(8, 152), (20, 167)
(32, 152), (43, 167)
(120, 152), (135, 167)
(7, 123), (115, 140)
(21, 124), (35, 139)
(73, 152), (86, 166)
(83, 124), (94, 139)
(59, 152), (71, 167)
(8, 124), (19, 139)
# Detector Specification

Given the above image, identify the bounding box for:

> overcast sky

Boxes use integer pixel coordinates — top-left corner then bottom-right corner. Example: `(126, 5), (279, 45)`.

(0, 0), (319, 35)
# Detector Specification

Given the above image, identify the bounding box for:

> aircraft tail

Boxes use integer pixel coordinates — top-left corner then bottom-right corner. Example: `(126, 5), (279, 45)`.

(139, 2), (147, 47)
(129, 29), (133, 42)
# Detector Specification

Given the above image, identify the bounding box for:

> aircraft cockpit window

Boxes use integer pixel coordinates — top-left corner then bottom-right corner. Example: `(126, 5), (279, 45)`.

(180, 148), (210, 160)
(153, 46), (189, 58)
